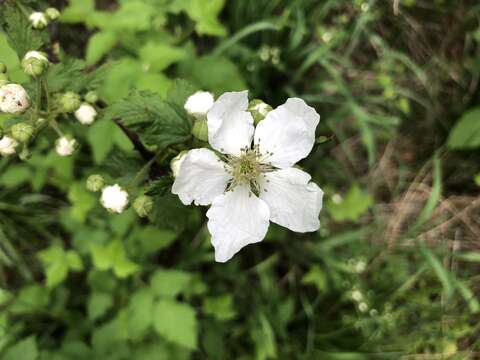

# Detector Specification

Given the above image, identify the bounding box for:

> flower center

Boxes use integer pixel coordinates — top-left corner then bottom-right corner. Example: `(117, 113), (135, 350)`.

(224, 144), (273, 195)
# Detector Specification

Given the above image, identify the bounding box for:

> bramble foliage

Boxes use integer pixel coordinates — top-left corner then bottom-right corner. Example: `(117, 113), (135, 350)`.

(0, 0), (480, 359)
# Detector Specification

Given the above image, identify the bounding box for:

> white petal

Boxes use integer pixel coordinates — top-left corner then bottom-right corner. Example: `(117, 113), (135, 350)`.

(207, 91), (254, 156)
(259, 167), (323, 232)
(172, 148), (230, 206)
(206, 185), (270, 262)
(254, 98), (320, 168)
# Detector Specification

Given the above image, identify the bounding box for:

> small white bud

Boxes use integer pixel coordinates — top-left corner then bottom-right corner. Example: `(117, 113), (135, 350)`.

(100, 184), (129, 214)
(351, 290), (363, 302)
(55, 136), (77, 156)
(0, 136), (18, 156)
(184, 91), (214, 119)
(29, 12), (49, 29)
(358, 302), (369, 312)
(0, 84), (30, 113)
(74, 103), (97, 125)
(170, 150), (188, 177)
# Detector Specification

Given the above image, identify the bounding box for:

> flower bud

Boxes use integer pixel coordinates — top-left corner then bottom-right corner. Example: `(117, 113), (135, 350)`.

(0, 74), (9, 87)
(19, 147), (32, 161)
(36, 117), (47, 126)
(192, 118), (208, 142)
(248, 99), (272, 125)
(55, 136), (77, 156)
(29, 12), (49, 29)
(184, 91), (214, 119)
(58, 92), (81, 113)
(133, 195), (153, 218)
(11, 123), (34, 142)
(86, 174), (105, 192)
(0, 63), (6, 74)
(45, 8), (60, 21)
(0, 84), (30, 113)
(22, 51), (49, 77)
(101, 184), (129, 214)
(84, 91), (98, 104)
(170, 150), (188, 177)
(0, 136), (18, 156)
(74, 103), (97, 125)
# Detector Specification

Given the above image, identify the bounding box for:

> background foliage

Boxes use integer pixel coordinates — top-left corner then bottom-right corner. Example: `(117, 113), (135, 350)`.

(1, 0), (480, 358)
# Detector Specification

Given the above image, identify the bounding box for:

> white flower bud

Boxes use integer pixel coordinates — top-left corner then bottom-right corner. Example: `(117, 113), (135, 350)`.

(55, 136), (77, 156)
(184, 91), (214, 119)
(29, 12), (49, 29)
(0, 136), (18, 156)
(0, 84), (30, 113)
(100, 184), (129, 214)
(22, 51), (49, 77)
(170, 150), (188, 177)
(74, 103), (97, 125)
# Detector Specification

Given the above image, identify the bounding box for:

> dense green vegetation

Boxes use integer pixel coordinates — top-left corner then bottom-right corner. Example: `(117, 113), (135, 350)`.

(0, 0), (480, 358)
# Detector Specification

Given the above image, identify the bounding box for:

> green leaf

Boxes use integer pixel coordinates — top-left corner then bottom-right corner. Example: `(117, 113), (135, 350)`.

(3, 336), (38, 360)
(87, 120), (116, 164)
(202, 295), (236, 321)
(419, 243), (454, 299)
(135, 226), (177, 255)
(138, 42), (186, 71)
(166, 79), (199, 107)
(88, 292), (113, 321)
(90, 240), (139, 278)
(448, 108), (480, 149)
(327, 185), (372, 222)
(86, 31), (117, 65)
(2, 5), (45, 57)
(0, 165), (32, 188)
(150, 269), (192, 298)
(66, 250), (84, 271)
(106, 91), (192, 149)
(173, 0), (226, 36)
(127, 289), (154, 334)
(153, 299), (198, 349)
(61, 0), (96, 24)
(302, 265), (328, 292)
(38, 246), (83, 288)
(9, 285), (49, 314)
(68, 182), (96, 223)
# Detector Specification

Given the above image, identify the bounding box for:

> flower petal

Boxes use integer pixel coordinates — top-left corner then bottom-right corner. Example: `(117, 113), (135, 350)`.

(259, 167), (323, 232)
(206, 185), (270, 262)
(254, 98), (320, 168)
(172, 148), (230, 206)
(207, 91), (254, 156)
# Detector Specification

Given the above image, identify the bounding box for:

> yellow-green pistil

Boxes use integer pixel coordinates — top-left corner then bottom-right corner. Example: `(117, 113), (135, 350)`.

(223, 143), (274, 195)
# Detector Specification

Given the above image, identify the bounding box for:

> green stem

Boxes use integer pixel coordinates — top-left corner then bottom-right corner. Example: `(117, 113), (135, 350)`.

(35, 77), (42, 117)
(42, 76), (50, 114)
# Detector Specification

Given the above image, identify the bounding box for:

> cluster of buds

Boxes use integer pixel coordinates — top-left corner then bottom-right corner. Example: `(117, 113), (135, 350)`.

(22, 51), (49, 77)
(86, 175), (153, 217)
(29, 8), (60, 30)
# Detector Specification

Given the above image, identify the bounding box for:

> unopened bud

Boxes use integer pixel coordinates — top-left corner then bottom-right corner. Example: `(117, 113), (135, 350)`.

(133, 195), (154, 218)
(184, 91), (214, 119)
(0, 74), (9, 87)
(29, 12), (49, 29)
(248, 99), (272, 125)
(192, 118), (208, 142)
(19, 147), (32, 161)
(22, 51), (49, 77)
(84, 91), (98, 104)
(86, 174), (105, 192)
(55, 136), (77, 156)
(0, 136), (18, 156)
(0, 63), (6, 74)
(36, 117), (47, 126)
(74, 103), (97, 125)
(0, 84), (30, 113)
(11, 123), (34, 142)
(58, 92), (81, 112)
(45, 8), (60, 21)
(170, 150), (188, 177)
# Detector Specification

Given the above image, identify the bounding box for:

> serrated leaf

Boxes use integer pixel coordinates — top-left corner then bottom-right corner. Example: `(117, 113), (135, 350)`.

(145, 177), (174, 196)
(203, 295), (236, 321)
(153, 300), (198, 349)
(88, 292), (113, 321)
(447, 108), (480, 149)
(3, 336), (38, 360)
(87, 120), (116, 164)
(86, 31), (117, 65)
(128, 289), (154, 334)
(138, 42), (186, 71)
(2, 5), (45, 57)
(166, 79), (199, 107)
(90, 240), (139, 278)
(106, 91), (192, 148)
(150, 269), (192, 298)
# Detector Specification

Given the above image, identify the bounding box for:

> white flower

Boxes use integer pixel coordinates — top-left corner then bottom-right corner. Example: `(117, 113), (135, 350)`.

(170, 151), (188, 178)
(0, 136), (18, 156)
(29, 12), (49, 29)
(172, 91), (323, 262)
(0, 84), (30, 113)
(74, 103), (97, 125)
(101, 184), (129, 213)
(55, 136), (76, 156)
(184, 91), (214, 118)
